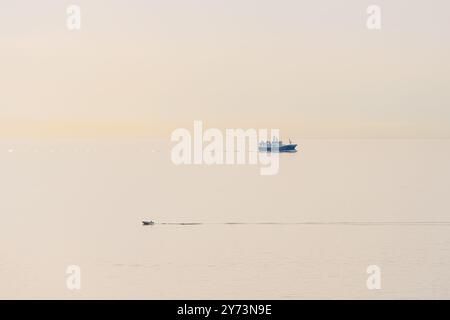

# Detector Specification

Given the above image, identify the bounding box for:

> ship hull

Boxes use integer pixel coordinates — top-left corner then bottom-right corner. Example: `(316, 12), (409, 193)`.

(258, 144), (297, 153)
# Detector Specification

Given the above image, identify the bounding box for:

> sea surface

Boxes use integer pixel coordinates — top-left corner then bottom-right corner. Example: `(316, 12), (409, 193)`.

(1, 139), (450, 299)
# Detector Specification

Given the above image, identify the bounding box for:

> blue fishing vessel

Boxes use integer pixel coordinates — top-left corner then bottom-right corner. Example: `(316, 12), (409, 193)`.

(258, 138), (297, 152)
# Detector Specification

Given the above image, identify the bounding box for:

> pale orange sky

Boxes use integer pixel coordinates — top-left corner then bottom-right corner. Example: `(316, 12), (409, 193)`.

(1, 0), (449, 138)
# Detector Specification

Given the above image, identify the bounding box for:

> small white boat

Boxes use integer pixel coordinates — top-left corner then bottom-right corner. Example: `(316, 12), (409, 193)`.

(142, 220), (155, 226)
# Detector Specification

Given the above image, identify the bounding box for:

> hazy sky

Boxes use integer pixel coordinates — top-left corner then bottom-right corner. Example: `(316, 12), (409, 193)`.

(1, 0), (449, 138)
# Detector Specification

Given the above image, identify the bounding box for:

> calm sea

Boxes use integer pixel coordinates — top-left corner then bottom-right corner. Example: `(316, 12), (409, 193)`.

(1, 139), (450, 299)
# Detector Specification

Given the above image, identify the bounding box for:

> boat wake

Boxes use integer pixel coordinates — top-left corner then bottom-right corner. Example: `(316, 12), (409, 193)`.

(155, 221), (450, 226)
